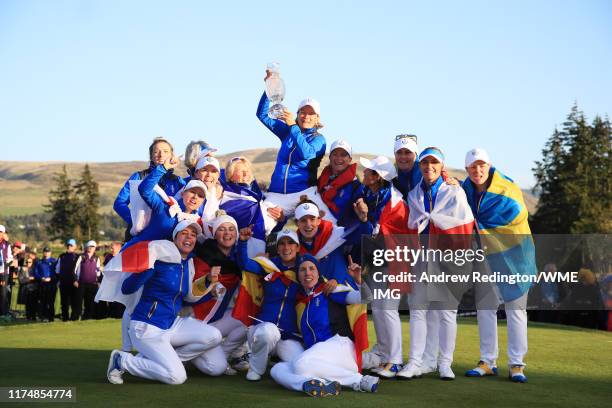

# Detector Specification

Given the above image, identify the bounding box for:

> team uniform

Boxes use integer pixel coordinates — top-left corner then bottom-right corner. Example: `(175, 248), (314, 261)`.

(235, 240), (304, 380)
(462, 153), (535, 383)
(255, 92), (334, 232)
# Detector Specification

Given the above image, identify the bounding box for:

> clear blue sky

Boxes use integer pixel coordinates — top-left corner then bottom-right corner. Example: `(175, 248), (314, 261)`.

(1, 0), (610, 187)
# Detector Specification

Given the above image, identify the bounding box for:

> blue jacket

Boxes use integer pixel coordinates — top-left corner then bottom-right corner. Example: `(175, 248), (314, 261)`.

(33, 257), (57, 282)
(122, 257), (194, 330)
(113, 164), (185, 226)
(299, 239), (356, 288)
(256, 93), (326, 194)
(392, 162), (422, 200)
(123, 165), (197, 248)
(237, 240), (301, 340)
(298, 283), (353, 349)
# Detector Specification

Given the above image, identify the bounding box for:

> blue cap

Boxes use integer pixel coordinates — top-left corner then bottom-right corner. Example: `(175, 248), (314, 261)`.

(418, 147), (445, 164)
(299, 254), (320, 270)
(66, 239), (76, 246)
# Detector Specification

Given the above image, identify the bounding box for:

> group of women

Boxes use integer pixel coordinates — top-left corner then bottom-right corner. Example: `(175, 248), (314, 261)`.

(101, 69), (533, 397)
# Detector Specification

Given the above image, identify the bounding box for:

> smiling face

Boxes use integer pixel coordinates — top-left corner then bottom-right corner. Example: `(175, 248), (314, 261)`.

(195, 165), (220, 186)
(362, 168), (381, 189)
(229, 161), (252, 184)
(297, 105), (319, 130)
(151, 141), (172, 165)
(395, 148), (417, 171)
(466, 160), (491, 188)
(277, 236), (299, 265)
(419, 156), (443, 184)
(297, 215), (321, 240)
(214, 222), (237, 250)
(298, 260), (319, 290)
(174, 226), (198, 257)
(182, 188), (206, 212)
(330, 148), (351, 175)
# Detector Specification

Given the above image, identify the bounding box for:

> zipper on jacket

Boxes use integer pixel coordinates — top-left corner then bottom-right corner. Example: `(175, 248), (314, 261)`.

(284, 145), (297, 194)
(305, 299), (316, 344)
(275, 286), (290, 327)
(173, 263), (185, 316)
(147, 301), (158, 319)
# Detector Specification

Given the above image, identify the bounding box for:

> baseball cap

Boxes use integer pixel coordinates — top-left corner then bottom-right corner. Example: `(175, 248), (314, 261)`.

(0, 225), (5, 233)
(172, 219), (204, 239)
(14, 241), (23, 249)
(297, 98), (321, 115)
(295, 202), (320, 220)
(359, 156), (398, 181)
(276, 229), (299, 245)
(330, 139), (352, 157)
(66, 238), (76, 246)
(394, 134), (419, 154)
(465, 148), (491, 167)
(418, 147), (445, 164)
(195, 156), (221, 172)
(85, 240), (97, 248)
(183, 180), (207, 195)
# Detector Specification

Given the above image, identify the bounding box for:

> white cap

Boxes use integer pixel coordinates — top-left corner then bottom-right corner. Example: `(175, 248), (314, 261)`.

(0, 225), (5, 233)
(195, 156), (220, 172)
(330, 139), (352, 157)
(276, 229), (299, 245)
(359, 156), (398, 181)
(211, 214), (238, 237)
(85, 240), (97, 248)
(183, 180), (207, 195)
(297, 97), (321, 115)
(172, 219), (204, 240)
(394, 135), (419, 154)
(465, 148), (491, 167)
(295, 202), (320, 220)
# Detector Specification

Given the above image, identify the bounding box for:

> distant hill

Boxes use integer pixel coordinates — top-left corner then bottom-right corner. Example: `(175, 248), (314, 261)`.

(0, 148), (537, 215)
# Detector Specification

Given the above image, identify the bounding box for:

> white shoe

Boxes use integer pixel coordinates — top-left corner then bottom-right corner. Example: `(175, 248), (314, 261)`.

(107, 350), (124, 385)
(355, 375), (379, 392)
(396, 363), (422, 380)
(439, 365), (455, 381)
(377, 363), (401, 378)
(421, 364), (437, 375)
(246, 369), (261, 381)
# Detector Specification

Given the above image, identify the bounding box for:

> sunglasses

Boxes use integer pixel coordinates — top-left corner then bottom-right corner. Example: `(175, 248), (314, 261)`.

(395, 134), (417, 142)
(230, 156), (246, 163)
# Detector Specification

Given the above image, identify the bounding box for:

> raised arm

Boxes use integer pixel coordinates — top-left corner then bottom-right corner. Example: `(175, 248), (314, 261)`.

(138, 165), (170, 213)
(256, 92), (290, 141)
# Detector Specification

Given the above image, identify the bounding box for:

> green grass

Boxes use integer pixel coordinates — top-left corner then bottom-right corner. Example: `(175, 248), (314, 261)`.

(1, 318), (611, 408)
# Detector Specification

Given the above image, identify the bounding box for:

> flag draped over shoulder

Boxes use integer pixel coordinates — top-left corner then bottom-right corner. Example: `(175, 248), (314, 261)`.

(190, 257), (241, 323)
(299, 219), (346, 260)
(407, 182), (475, 235)
(463, 168), (536, 302)
(95, 240), (181, 312)
(378, 186), (413, 293)
(231, 257), (297, 326)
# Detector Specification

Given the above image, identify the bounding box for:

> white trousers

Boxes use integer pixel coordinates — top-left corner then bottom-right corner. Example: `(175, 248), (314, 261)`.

(121, 317), (226, 384)
(370, 298), (403, 364)
(261, 187), (336, 235)
(271, 335), (363, 391)
(210, 308), (248, 358)
(408, 308), (457, 368)
(476, 292), (528, 367)
(423, 309), (440, 368)
(121, 310), (132, 352)
(247, 322), (303, 375)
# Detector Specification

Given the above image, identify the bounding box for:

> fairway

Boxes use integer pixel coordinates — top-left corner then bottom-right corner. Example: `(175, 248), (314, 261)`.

(1, 318), (611, 408)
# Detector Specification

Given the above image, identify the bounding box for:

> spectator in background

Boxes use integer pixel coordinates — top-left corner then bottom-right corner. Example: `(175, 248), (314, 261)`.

(18, 255), (37, 320)
(0, 225), (13, 317)
(113, 137), (185, 241)
(103, 241), (125, 319)
(33, 247), (57, 322)
(560, 267), (604, 329)
(55, 239), (80, 321)
(11, 241), (26, 314)
(75, 241), (101, 320)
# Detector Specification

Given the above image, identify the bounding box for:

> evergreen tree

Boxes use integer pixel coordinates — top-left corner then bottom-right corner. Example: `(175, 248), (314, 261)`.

(44, 165), (77, 241)
(74, 164), (100, 241)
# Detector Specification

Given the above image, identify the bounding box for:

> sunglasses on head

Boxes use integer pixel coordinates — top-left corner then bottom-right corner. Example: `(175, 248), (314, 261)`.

(395, 134), (417, 142)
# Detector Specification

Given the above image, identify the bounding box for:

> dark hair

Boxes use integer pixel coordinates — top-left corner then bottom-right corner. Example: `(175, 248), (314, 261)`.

(148, 137), (174, 161)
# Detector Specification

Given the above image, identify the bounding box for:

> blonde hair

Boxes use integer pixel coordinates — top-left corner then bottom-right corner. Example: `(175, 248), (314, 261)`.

(149, 137), (174, 161)
(226, 156), (254, 185)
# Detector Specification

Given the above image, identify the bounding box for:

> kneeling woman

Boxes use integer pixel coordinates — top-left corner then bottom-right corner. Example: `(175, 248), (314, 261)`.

(270, 255), (379, 397)
(106, 221), (227, 385)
